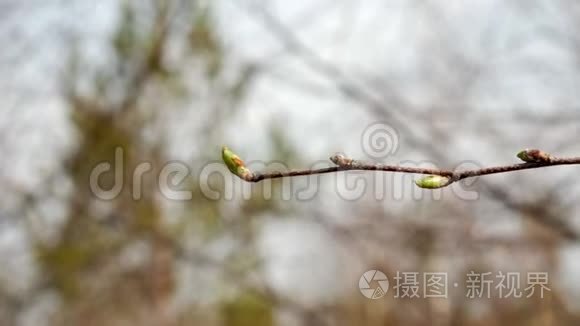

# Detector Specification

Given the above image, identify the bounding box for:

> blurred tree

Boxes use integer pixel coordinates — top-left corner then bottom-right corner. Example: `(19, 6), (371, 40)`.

(30, 1), (265, 325)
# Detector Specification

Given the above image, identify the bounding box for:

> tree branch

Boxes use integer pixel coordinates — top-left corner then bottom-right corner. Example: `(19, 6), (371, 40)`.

(222, 147), (580, 189)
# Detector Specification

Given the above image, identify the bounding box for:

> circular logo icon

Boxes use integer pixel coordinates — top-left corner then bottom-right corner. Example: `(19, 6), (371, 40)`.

(361, 122), (399, 160)
(359, 269), (389, 299)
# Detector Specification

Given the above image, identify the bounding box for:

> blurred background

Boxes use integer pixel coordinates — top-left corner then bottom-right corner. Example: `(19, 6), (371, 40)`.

(2, 0), (580, 325)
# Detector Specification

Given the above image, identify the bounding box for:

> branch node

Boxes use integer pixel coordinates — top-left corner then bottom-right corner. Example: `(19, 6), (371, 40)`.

(330, 154), (353, 167)
(517, 149), (552, 163)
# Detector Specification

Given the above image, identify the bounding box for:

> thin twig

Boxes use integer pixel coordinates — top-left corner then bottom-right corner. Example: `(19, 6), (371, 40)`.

(238, 151), (580, 188)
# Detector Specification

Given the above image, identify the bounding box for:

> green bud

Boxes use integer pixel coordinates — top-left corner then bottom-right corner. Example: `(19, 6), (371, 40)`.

(222, 146), (253, 180)
(414, 175), (451, 189)
(516, 150), (528, 162)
